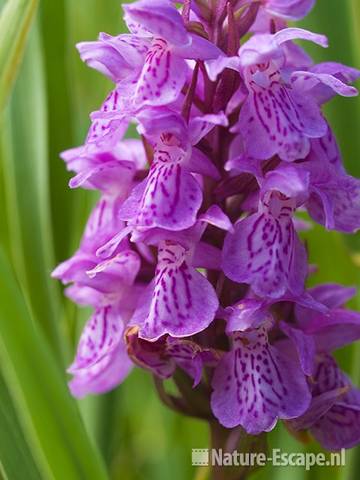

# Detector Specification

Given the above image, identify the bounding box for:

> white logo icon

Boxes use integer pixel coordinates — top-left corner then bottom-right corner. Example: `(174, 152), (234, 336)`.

(192, 449), (209, 466)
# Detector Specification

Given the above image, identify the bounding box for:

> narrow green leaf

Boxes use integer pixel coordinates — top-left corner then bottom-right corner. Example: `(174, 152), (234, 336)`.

(0, 248), (108, 480)
(0, 0), (38, 114)
(39, 0), (78, 262)
(0, 375), (41, 480)
(349, 0), (360, 65)
(0, 23), (66, 359)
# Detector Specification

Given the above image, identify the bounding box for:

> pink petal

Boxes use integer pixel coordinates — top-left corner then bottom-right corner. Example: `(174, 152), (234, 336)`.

(131, 242), (218, 340)
(68, 306), (125, 373)
(235, 78), (327, 162)
(123, 0), (190, 46)
(223, 201), (307, 298)
(69, 345), (132, 398)
(120, 147), (203, 230)
(135, 39), (188, 106)
(266, 0), (316, 20)
(211, 325), (311, 433)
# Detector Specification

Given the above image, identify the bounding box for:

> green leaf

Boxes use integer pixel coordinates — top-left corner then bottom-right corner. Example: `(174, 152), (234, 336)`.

(0, 248), (108, 480)
(39, 0), (78, 262)
(0, 0), (38, 114)
(0, 374), (41, 480)
(0, 22), (66, 359)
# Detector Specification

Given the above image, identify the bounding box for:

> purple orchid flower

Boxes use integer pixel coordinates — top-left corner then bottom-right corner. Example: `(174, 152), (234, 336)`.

(222, 165), (308, 298)
(68, 305), (133, 398)
(301, 127), (360, 233)
(207, 28), (358, 162)
(126, 326), (218, 387)
(52, 0), (360, 456)
(211, 314), (311, 434)
(78, 0), (221, 110)
(264, 0), (316, 21)
(62, 138), (146, 193)
(243, 0), (316, 34)
(118, 109), (226, 230)
(131, 240), (219, 340)
(290, 354), (360, 451)
(276, 283), (360, 449)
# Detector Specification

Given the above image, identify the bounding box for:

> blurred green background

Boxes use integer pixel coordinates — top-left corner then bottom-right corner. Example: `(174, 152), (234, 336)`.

(0, 0), (359, 479)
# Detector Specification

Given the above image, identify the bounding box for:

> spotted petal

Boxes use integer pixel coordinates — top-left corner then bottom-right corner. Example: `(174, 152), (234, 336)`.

(120, 147), (202, 230)
(69, 343), (133, 398)
(235, 80), (327, 162)
(68, 306), (125, 373)
(302, 355), (360, 450)
(222, 202), (307, 298)
(131, 243), (219, 340)
(134, 39), (188, 106)
(211, 324), (311, 433)
(85, 89), (128, 148)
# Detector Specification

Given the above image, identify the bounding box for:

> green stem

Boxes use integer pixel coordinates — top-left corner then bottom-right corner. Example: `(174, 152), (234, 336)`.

(209, 422), (267, 480)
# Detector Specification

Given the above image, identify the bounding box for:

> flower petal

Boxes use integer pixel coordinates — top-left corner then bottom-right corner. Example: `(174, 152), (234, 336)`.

(184, 148), (220, 180)
(307, 172), (360, 233)
(309, 283), (357, 309)
(120, 153), (202, 230)
(126, 327), (175, 378)
(211, 325), (311, 433)
(174, 33), (223, 60)
(131, 243), (218, 340)
(280, 321), (316, 376)
(308, 355), (360, 450)
(77, 33), (148, 83)
(235, 83), (327, 162)
(303, 308), (360, 352)
(193, 242), (222, 270)
(292, 71), (359, 99)
(68, 306), (125, 373)
(188, 112), (229, 145)
(166, 337), (205, 387)
(199, 205), (233, 232)
(262, 165), (310, 204)
(123, 0), (190, 46)
(223, 299), (271, 333)
(222, 209), (307, 298)
(238, 28), (327, 67)
(69, 345), (132, 398)
(289, 388), (347, 430)
(135, 39), (188, 106)
(266, 0), (316, 21)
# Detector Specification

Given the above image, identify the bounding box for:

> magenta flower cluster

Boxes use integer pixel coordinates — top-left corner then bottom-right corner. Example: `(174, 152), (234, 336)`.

(53, 0), (360, 451)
